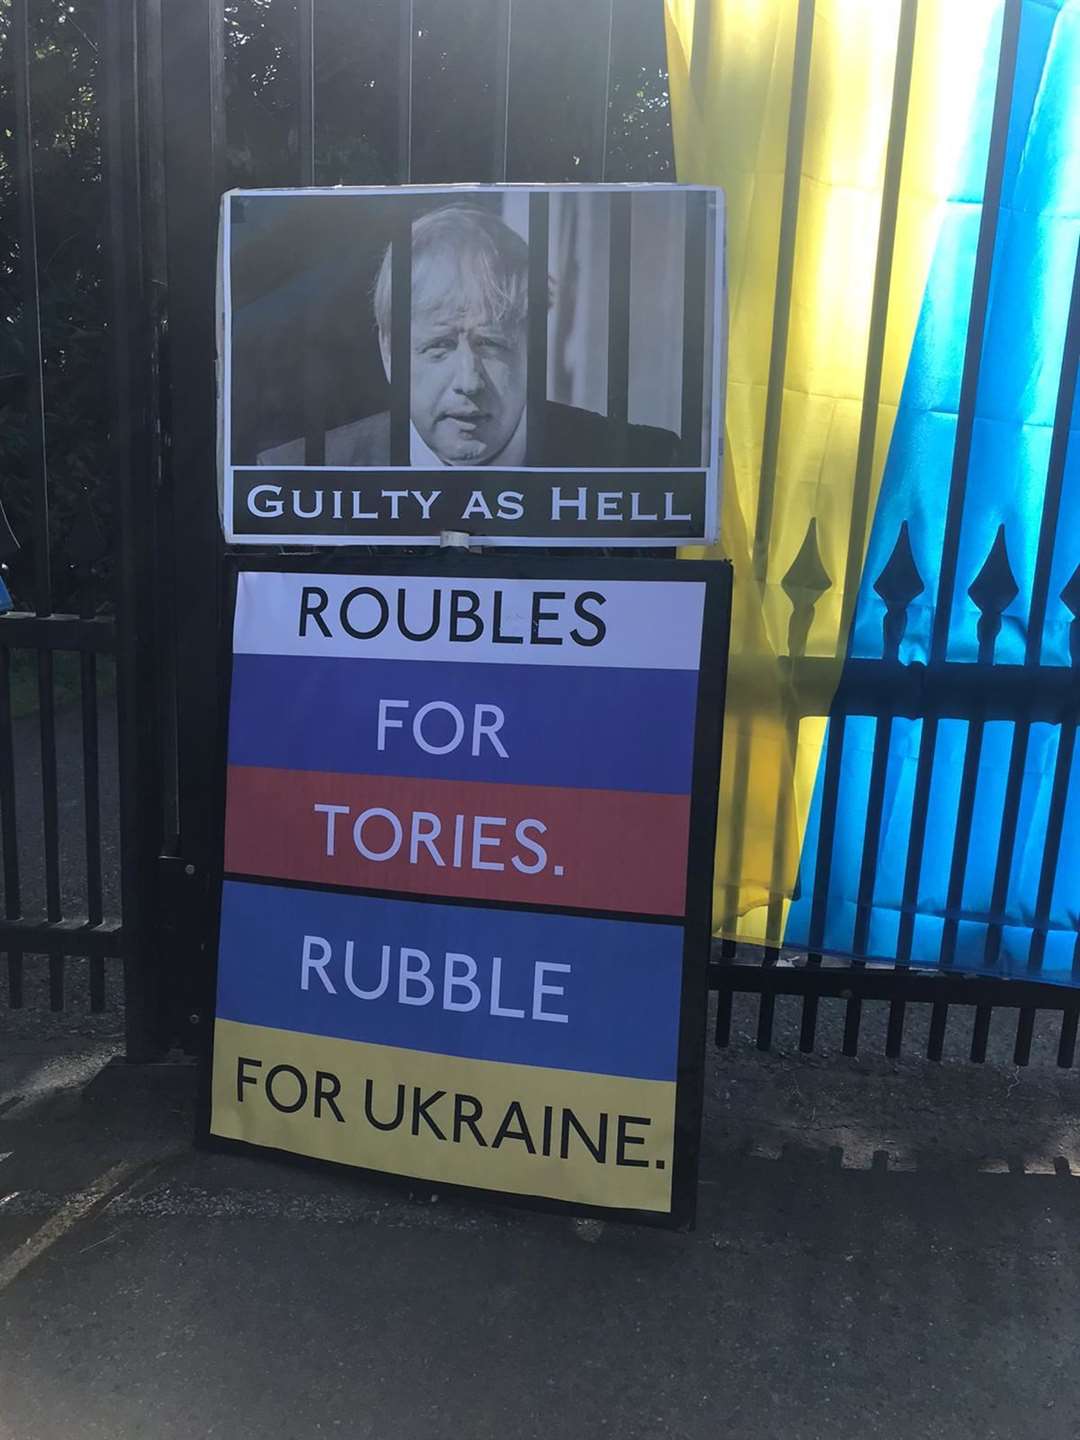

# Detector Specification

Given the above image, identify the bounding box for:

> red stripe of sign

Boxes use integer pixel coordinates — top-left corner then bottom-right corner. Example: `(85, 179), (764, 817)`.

(225, 767), (690, 916)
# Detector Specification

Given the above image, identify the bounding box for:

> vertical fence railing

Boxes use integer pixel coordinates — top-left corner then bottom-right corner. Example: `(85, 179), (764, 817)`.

(715, 0), (816, 953)
(0, 636), (20, 1007)
(13, 0), (61, 999)
(103, 0), (172, 1054)
(839, 0), (918, 642)
(491, 0), (512, 184)
(297, 0), (315, 186)
(12, 0), (51, 618)
(893, 0), (1019, 977)
(156, 0), (227, 1047)
(137, 0), (179, 871)
(988, 238), (1080, 978)
(751, 0), (815, 587)
(397, 0), (414, 185)
(295, 0), (324, 465)
(71, 508), (109, 1014)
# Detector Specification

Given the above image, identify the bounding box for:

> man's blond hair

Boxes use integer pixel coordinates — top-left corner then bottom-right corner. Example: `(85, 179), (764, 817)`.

(373, 204), (529, 338)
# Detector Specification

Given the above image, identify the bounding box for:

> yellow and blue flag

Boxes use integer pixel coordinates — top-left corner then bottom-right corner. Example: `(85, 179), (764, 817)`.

(667, 0), (1080, 977)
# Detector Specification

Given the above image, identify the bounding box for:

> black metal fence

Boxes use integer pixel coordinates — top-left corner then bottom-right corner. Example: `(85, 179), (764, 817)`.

(0, 0), (160, 1052)
(3, 0), (1078, 1070)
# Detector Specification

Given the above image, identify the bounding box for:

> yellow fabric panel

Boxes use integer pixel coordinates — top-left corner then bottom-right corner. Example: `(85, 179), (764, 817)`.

(667, 0), (995, 940)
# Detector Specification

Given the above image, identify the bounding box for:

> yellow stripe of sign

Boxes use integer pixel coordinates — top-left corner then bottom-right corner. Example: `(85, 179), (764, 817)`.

(212, 1019), (676, 1213)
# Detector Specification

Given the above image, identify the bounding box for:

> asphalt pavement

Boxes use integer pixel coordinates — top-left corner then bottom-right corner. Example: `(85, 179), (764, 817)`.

(0, 1003), (1078, 1440)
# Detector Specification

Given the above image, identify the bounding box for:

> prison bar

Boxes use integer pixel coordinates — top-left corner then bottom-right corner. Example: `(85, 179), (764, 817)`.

(526, 191), (550, 466)
(607, 192), (632, 468)
(679, 189), (707, 469)
(389, 202), (413, 467)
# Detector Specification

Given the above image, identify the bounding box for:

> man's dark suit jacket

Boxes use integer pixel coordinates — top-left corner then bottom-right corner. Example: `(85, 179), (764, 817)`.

(258, 400), (684, 467)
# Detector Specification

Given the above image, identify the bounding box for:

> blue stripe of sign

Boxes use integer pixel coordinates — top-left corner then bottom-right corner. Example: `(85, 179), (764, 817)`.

(216, 881), (683, 1081)
(227, 654), (699, 794)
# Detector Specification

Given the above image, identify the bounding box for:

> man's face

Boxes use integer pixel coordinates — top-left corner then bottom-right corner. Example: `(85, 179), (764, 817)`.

(382, 251), (527, 465)
(410, 306), (527, 464)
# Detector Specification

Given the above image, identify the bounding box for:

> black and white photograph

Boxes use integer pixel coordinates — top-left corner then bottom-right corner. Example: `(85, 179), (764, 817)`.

(220, 184), (724, 544)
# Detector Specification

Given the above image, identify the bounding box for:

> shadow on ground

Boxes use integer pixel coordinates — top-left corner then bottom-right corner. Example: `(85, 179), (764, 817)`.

(0, 998), (1076, 1440)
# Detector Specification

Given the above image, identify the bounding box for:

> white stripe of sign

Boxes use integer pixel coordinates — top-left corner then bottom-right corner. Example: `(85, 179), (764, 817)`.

(233, 572), (706, 670)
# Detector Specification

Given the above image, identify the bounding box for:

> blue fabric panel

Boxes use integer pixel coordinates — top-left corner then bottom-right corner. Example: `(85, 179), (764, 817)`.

(788, 0), (1080, 980)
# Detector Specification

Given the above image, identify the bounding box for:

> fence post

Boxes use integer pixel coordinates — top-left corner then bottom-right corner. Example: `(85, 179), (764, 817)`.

(103, 0), (167, 1058)
(157, 0), (226, 1051)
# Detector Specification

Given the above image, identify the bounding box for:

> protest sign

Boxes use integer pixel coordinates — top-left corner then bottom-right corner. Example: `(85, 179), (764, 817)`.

(220, 184), (724, 546)
(206, 558), (729, 1225)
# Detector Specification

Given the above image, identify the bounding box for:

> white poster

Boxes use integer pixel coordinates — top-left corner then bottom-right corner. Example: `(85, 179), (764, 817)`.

(219, 184), (725, 546)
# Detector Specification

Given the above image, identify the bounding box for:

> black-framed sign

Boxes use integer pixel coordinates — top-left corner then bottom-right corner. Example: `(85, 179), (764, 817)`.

(203, 556), (730, 1228)
(218, 184), (725, 547)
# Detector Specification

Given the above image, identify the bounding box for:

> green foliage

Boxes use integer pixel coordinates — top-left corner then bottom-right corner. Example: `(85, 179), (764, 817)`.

(7, 646), (115, 719)
(225, 0), (302, 186)
(605, 62), (674, 183)
(0, 0), (673, 625)
(0, 0), (110, 616)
